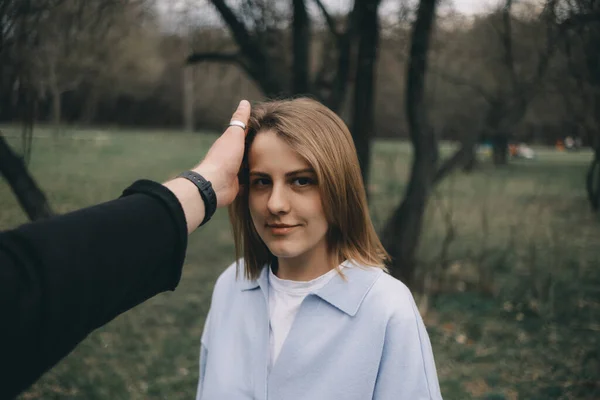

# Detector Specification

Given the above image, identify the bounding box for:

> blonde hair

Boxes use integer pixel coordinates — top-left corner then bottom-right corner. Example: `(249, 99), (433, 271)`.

(229, 97), (389, 280)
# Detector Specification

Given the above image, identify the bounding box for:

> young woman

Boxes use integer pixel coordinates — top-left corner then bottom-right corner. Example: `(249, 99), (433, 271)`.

(196, 98), (442, 400)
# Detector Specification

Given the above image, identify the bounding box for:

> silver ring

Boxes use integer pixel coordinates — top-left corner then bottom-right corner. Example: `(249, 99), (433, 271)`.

(229, 120), (246, 130)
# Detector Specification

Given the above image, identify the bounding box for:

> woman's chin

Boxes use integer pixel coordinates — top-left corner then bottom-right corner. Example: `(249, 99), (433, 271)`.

(266, 244), (302, 259)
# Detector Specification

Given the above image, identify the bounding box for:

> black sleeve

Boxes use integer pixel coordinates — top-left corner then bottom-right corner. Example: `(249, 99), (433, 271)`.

(0, 179), (189, 399)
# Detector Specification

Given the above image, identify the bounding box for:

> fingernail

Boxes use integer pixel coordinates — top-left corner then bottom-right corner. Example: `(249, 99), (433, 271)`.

(238, 100), (249, 109)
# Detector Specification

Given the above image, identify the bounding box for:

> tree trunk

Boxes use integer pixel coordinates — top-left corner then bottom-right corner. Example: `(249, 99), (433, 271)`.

(0, 132), (53, 221)
(81, 86), (99, 124)
(322, 3), (358, 113)
(382, 140), (437, 286)
(292, 0), (310, 95)
(183, 66), (195, 132)
(49, 60), (62, 133)
(351, 0), (380, 187)
(51, 86), (61, 133)
(462, 144), (477, 172)
(492, 134), (509, 165)
(381, 0), (438, 288)
(586, 143), (600, 212)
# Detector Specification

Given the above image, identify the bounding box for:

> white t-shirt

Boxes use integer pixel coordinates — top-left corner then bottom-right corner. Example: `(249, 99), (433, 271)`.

(267, 266), (342, 370)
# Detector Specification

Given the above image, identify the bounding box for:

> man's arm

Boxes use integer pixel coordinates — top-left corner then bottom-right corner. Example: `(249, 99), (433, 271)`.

(0, 100), (250, 399)
(0, 181), (188, 399)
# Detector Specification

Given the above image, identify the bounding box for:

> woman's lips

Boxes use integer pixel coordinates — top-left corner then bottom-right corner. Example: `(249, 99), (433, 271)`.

(267, 224), (299, 235)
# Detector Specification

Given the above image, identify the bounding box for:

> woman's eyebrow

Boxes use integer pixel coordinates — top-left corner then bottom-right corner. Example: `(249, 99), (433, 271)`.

(248, 171), (269, 177)
(285, 168), (315, 177)
(248, 168), (315, 177)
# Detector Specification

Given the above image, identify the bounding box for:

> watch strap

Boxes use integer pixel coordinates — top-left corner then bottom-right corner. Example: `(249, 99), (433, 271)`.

(177, 171), (217, 227)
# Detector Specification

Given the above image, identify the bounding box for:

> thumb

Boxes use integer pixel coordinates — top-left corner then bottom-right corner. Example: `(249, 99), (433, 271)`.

(228, 100), (251, 134)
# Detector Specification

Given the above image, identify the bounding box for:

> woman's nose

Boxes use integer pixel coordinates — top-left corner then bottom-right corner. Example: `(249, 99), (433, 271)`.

(267, 184), (291, 215)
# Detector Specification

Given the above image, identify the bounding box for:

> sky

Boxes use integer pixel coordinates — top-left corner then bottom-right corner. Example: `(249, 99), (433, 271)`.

(304, 0), (501, 16)
(452, 0), (495, 15)
(157, 0), (504, 32)
(295, 0), (501, 16)
(158, 0), (502, 16)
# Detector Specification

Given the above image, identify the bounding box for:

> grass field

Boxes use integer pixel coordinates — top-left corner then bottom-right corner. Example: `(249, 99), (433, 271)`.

(1, 126), (599, 400)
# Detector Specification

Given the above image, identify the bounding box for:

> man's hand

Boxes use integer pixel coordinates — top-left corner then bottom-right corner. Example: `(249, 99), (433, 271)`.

(194, 100), (251, 208)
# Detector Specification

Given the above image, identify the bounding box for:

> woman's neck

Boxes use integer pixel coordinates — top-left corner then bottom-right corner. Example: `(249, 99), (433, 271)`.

(275, 246), (339, 281)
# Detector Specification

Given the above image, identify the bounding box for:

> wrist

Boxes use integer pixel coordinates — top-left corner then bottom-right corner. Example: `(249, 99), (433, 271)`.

(192, 164), (224, 205)
(162, 178), (205, 234)
(177, 171), (217, 226)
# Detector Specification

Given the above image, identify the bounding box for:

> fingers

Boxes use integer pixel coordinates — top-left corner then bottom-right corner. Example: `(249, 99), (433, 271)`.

(227, 100), (251, 135)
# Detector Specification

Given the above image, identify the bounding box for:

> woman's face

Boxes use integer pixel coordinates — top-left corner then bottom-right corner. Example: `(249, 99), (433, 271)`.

(248, 130), (329, 263)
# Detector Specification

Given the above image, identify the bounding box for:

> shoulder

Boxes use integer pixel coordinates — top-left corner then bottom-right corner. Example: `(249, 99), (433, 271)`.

(205, 259), (247, 317)
(371, 271), (414, 305)
(357, 265), (420, 321)
(214, 259), (239, 285)
(213, 258), (246, 293)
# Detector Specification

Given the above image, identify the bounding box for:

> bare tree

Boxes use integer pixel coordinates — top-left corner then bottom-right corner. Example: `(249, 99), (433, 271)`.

(81, 2), (164, 122)
(188, 0), (291, 98)
(0, 0), (160, 221)
(188, 0), (357, 110)
(32, 0), (149, 131)
(188, 0), (383, 184)
(558, 0), (600, 210)
(0, 131), (53, 221)
(380, 0), (600, 287)
(350, 0), (382, 185)
(381, 0), (439, 287)
(433, 0), (600, 165)
(0, 0), (61, 220)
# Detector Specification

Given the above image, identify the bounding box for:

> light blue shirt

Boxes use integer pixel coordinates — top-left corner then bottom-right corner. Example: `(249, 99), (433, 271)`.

(196, 260), (443, 400)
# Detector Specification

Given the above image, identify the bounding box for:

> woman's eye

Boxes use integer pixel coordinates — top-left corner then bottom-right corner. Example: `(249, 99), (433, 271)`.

(293, 177), (314, 186)
(251, 178), (270, 186)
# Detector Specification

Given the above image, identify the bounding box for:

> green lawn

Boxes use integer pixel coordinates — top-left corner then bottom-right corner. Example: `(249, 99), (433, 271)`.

(1, 126), (599, 400)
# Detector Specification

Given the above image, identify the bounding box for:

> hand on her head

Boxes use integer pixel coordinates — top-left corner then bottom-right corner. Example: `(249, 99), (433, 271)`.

(193, 100), (251, 207)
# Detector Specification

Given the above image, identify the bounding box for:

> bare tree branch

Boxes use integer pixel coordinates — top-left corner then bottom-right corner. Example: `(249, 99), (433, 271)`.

(208, 0), (263, 61)
(560, 10), (600, 31)
(0, 130), (53, 221)
(525, 0), (599, 99)
(186, 51), (242, 64)
(317, 2), (358, 111)
(196, 0), (287, 97)
(430, 68), (496, 104)
(186, 51), (254, 78)
(312, 0), (340, 37)
(433, 140), (477, 185)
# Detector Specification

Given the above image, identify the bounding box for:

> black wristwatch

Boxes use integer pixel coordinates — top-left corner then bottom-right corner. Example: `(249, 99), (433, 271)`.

(177, 171), (217, 227)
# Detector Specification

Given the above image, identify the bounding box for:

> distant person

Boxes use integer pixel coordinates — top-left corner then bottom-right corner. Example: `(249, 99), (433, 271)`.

(0, 100), (251, 399)
(195, 98), (442, 399)
(565, 136), (575, 150)
(517, 143), (535, 160)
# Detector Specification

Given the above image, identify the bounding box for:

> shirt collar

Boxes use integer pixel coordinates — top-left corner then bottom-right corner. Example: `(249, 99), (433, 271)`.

(313, 262), (383, 316)
(239, 260), (383, 317)
(239, 263), (269, 292)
